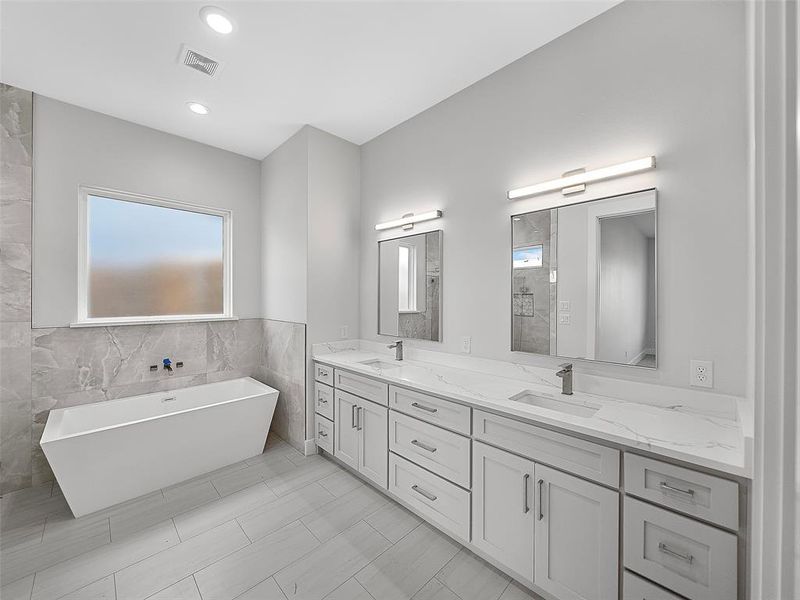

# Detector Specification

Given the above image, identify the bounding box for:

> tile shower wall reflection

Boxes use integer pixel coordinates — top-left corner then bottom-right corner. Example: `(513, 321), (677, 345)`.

(0, 85), (308, 493)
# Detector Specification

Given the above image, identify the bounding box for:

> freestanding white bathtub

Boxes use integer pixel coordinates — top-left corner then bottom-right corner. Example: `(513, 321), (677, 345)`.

(41, 377), (278, 517)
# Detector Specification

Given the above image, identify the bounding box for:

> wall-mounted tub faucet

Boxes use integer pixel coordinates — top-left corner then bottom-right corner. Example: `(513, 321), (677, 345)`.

(556, 363), (573, 395)
(388, 341), (403, 361)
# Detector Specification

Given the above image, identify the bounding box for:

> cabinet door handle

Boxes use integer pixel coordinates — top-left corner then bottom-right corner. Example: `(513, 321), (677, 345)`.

(357, 406), (363, 431)
(411, 402), (438, 414)
(318, 396), (328, 404)
(412, 484), (437, 501)
(658, 542), (694, 564)
(318, 430), (328, 438)
(659, 482), (695, 498)
(411, 439), (437, 453)
(522, 473), (530, 514)
(537, 478), (544, 521)
(351, 404), (358, 428)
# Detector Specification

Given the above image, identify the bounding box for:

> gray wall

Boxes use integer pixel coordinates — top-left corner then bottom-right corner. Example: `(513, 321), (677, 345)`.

(360, 0), (748, 395)
(32, 96), (262, 327)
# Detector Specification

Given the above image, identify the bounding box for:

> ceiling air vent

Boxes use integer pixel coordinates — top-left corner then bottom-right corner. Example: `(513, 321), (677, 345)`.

(178, 45), (223, 79)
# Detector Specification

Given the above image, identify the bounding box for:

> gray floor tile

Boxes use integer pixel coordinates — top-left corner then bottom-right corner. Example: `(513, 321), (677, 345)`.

(148, 576), (202, 600)
(264, 458), (339, 497)
(237, 483), (334, 542)
(323, 578), (375, 600)
(274, 521), (391, 600)
(412, 580), (461, 600)
(173, 482), (276, 540)
(194, 521), (319, 600)
(436, 548), (510, 600)
(115, 520), (249, 600)
(0, 573), (34, 600)
(356, 523), (461, 600)
(497, 582), (540, 600)
(301, 485), (387, 542)
(234, 577), (287, 600)
(317, 471), (363, 498)
(31, 520), (179, 600)
(60, 575), (116, 600)
(364, 502), (421, 543)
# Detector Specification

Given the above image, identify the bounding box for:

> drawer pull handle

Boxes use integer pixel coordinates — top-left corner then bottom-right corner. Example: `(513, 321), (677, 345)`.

(660, 482), (695, 498)
(522, 473), (530, 514)
(318, 430), (328, 438)
(411, 439), (437, 453)
(351, 405), (358, 428)
(658, 542), (694, 564)
(411, 402), (438, 414)
(537, 478), (544, 520)
(318, 368), (327, 377)
(318, 397), (328, 404)
(412, 484), (437, 501)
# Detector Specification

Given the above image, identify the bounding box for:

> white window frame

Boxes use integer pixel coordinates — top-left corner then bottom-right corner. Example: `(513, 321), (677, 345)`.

(73, 185), (234, 327)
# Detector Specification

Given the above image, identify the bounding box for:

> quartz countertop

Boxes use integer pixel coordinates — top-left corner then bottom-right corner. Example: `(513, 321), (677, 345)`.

(314, 350), (751, 478)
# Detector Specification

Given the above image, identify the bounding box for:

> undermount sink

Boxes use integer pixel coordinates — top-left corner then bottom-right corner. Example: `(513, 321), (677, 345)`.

(358, 359), (402, 370)
(509, 390), (600, 418)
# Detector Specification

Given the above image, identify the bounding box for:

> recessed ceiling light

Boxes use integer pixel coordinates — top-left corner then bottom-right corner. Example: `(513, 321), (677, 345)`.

(200, 6), (234, 35)
(187, 102), (210, 115)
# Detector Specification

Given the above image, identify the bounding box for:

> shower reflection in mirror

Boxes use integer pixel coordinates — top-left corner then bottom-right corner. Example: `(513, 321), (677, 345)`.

(511, 189), (657, 368)
(378, 230), (442, 342)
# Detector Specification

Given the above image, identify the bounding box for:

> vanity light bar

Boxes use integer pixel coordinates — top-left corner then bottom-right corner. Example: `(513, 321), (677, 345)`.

(507, 156), (656, 200)
(375, 210), (443, 231)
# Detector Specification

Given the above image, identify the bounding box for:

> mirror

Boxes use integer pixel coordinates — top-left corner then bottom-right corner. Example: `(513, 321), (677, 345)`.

(379, 230), (442, 341)
(511, 189), (656, 368)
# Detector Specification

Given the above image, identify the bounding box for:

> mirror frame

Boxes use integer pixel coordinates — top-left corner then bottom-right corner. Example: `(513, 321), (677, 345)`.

(377, 229), (444, 342)
(510, 188), (658, 369)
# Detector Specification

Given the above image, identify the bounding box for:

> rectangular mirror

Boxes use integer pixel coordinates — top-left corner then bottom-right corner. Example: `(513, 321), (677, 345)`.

(379, 230), (442, 341)
(511, 189), (656, 368)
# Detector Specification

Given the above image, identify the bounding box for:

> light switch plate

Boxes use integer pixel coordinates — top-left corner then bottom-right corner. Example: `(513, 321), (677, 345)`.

(461, 336), (471, 354)
(558, 313), (571, 325)
(559, 300), (571, 312)
(690, 360), (713, 388)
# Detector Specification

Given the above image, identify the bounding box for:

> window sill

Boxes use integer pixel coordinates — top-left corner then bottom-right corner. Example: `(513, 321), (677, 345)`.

(70, 315), (239, 328)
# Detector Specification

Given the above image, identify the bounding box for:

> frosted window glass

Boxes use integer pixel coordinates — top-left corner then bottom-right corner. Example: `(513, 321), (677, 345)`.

(87, 195), (224, 318)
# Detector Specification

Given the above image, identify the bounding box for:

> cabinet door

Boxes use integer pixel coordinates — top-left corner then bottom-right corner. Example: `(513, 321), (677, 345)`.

(534, 464), (619, 600)
(358, 399), (388, 489)
(333, 391), (359, 470)
(472, 441), (535, 581)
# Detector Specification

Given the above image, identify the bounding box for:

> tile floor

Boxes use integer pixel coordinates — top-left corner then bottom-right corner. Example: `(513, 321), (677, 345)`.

(0, 436), (539, 600)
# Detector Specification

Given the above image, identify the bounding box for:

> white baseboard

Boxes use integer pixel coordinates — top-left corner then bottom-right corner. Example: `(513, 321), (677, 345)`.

(304, 438), (318, 456)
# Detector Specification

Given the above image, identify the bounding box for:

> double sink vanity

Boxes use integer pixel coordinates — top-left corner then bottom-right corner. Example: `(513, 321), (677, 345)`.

(312, 346), (750, 600)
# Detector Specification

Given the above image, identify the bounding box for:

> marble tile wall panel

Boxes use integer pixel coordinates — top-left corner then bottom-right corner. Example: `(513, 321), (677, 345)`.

(256, 320), (306, 452)
(1, 83), (33, 494)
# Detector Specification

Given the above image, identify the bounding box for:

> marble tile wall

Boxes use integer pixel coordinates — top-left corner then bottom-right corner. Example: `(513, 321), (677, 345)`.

(1, 84), (33, 494)
(0, 85), (309, 493)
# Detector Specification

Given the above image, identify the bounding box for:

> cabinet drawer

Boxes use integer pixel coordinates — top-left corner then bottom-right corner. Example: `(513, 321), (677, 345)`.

(389, 452), (470, 541)
(624, 454), (738, 530)
(335, 369), (388, 406)
(624, 497), (737, 600)
(314, 363), (333, 386)
(623, 571), (685, 600)
(389, 410), (471, 488)
(389, 385), (471, 435)
(314, 382), (334, 421)
(315, 415), (334, 454)
(473, 409), (619, 487)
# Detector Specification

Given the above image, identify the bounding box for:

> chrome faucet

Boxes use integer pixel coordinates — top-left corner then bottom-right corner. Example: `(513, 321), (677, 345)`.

(556, 363), (573, 395)
(388, 340), (404, 361)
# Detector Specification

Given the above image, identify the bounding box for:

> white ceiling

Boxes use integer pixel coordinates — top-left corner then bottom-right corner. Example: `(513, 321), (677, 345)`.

(0, 1), (619, 159)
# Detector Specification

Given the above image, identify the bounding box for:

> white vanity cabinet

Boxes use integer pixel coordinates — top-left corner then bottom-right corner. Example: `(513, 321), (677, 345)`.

(472, 440), (536, 581)
(534, 464), (619, 600)
(333, 388), (388, 489)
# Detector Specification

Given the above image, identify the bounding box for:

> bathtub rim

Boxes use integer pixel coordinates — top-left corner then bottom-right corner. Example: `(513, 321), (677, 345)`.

(41, 377), (278, 445)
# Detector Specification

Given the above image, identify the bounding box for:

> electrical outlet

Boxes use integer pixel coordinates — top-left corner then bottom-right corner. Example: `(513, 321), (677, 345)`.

(559, 300), (571, 312)
(461, 336), (471, 354)
(558, 313), (571, 325)
(340, 325), (349, 339)
(690, 360), (714, 388)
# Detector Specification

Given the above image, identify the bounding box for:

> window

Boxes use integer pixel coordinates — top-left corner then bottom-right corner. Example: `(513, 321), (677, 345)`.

(77, 187), (232, 325)
(513, 245), (543, 269)
(398, 244), (417, 312)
